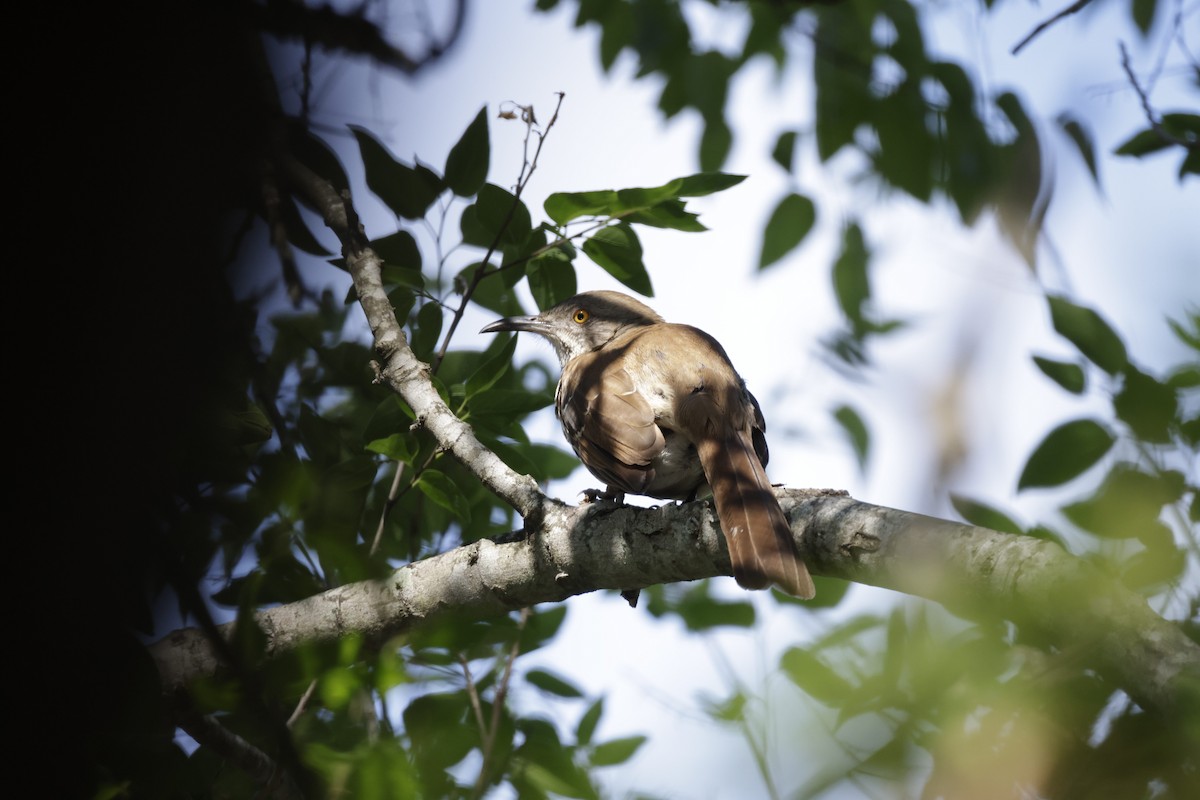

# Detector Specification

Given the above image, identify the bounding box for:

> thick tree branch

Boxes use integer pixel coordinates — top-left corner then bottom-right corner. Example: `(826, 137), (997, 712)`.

(151, 490), (1200, 718)
(278, 155), (544, 518)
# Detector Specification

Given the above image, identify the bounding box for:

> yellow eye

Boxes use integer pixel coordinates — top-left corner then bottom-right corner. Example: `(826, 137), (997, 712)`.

(573, 309), (589, 324)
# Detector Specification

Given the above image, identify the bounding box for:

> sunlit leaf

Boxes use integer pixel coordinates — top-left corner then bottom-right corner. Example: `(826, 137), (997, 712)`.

(780, 646), (854, 704)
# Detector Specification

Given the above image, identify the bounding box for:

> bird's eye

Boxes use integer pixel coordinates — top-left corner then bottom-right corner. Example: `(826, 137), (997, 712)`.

(573, 309), (589, 324)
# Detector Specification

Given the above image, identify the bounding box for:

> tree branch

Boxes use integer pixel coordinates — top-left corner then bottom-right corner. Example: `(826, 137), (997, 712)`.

(151, 490), (1200, 719)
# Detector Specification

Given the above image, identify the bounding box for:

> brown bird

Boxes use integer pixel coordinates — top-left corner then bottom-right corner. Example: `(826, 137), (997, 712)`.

(481, 290), (814, 598)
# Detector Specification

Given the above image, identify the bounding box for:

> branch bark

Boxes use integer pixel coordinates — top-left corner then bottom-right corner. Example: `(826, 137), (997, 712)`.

(151, 489), (1200, 718)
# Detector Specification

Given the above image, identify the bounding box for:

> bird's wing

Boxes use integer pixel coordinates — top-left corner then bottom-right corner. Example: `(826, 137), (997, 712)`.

(559, 356), (665, 494)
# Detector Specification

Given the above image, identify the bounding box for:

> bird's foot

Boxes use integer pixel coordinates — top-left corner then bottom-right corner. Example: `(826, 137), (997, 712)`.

(579, 487), (626, 505)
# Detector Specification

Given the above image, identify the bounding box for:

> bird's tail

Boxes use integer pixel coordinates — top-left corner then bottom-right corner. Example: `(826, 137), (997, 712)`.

(695, 429), (814, 599)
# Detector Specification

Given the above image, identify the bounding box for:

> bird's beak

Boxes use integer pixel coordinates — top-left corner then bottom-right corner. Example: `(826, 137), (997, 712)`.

(480, 314), (548, 335)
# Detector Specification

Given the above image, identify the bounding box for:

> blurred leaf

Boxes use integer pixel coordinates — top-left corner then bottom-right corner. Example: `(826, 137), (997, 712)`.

(1062, 464), (1185, 538)
(515, 719), (595, 800)
(759, 192), (816, 269)
(1114, 367), (1177, 443)
(444, 105), (490, 196)
(1017, 419), (1115, 490)
(1057, 113), (1100, 187)
(1032, 355), (1087, 394)
(581, 223), (652, 295)
(772, 130), (797, 171)
(677, 583), (755, 630)
(699, 115), (733, 172)
(776, 575), (850, 609)
(526, 668), (584, 698)
(781, 646), (854, 705)
(403, 691), (476, 770)
(590, 735), (646, 767)
(415, 469), (472, 522)
(833, 404), (869, 471)
(949, 495), (1023, 535)
(1165, 363), (1200, 389)
(576, 698), (603, 747)
(318, 666), (359, 710)
(1047, 295), (1129, 375)
(519, 605), (569, 652)
(365, 433), (416, 463)
(623, 198), (705, 231)
(832, 222), (870, 327)
(470, 388), (555, 417)
(351, 126), (443, 219)
(1114, 113), (1200, 158)
(1131, 0), (1158, 34)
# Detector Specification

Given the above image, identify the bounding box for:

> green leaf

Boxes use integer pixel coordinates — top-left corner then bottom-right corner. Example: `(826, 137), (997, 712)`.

(409, 301), (443, 361)
(444, 105), (490, 196)
(526, 668), (584, 698)
(673, 172), (747, 196)
(699, 115), (732, 172)
(623, 199), (706, 232)
(833, 404), (869, 471)
(318, 666), (359, 710)
(1062, 463), (1185, 538)
(1017, 418), (1115, 490)
(581, 223), (652, 295)
(528, 247), (578, 309)
(519, 605), (569, 652)
(469, 388), (554, 417)
(1131, 0), (1158, 35)
(590, 736), (646, 767)
(461, 183), (532, 249)
(949, 495), (1022, 535)
(365, 433), (417, 463)
(415, 469), (472, 522)
(1114, 113), (1199, 159)
(403, 691), (476, 770)
(544, 190), (619, 225)
(1114, 367), (1177, 443)
(1032, 355), (1086, 394)
(1047, 295), (1128, 375)
(759, 192), (816, 269)
(772, 130), (797, 171)
(677, 584), (755, 630)
(780, 646), (854, 705)
(464, 335), (516, 403)
(576, 698), (603, 747)
(832, 222), (869, 324)
(351, 126), (444, 219)
(1056, 113), (1100, 188)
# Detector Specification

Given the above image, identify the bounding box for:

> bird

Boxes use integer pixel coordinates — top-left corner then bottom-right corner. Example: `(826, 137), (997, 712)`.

(480, 290), (814, 598)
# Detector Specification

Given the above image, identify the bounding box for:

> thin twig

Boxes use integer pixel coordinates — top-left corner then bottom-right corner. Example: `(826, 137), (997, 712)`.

(287, 680), (318, 727)
(369, 461), (406, 556)
(431, 92), (566, 373)
(1012, 0), (1095, 56)
(1119, 41), (1197, 149)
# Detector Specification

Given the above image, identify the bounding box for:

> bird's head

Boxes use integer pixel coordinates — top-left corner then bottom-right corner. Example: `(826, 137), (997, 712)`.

(480, 290), (663, 366)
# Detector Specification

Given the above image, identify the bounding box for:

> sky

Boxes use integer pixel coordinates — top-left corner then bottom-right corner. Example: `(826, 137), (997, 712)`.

(250, 1), (1200, 797)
